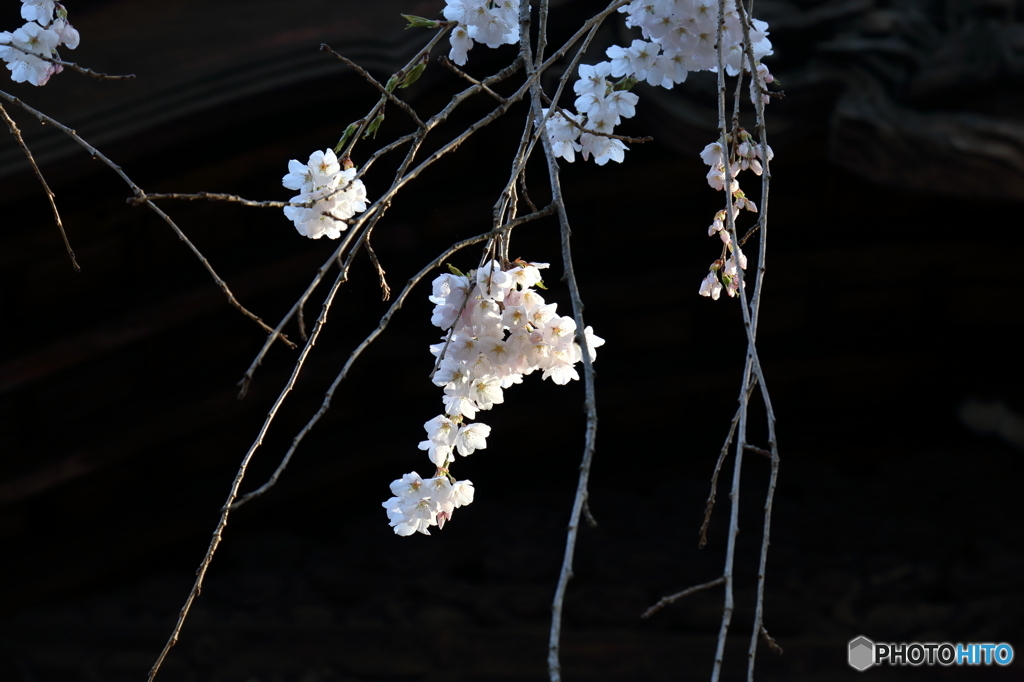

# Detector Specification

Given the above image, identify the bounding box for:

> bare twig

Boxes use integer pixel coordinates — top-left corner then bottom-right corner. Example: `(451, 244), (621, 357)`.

(699, 404), (739, 549)
(641, 577), (725, 619)
(154, 5), (638, 677)
(239, 56), (527, 395)
(745, 444), (772, 458)
(735, 2), (781, 677)
(128, 192), (300, 208)
(146, 243), (356, 682)
(0, 89), (293, 346)
(322, 47), (426, 129)
(439, 56), (508, 103)
(0, 41), (135, 80)
(0, 102), (79, 272)
(230, 211), (555, 509)
(297, 301), (308, 342)
(364, 237), (391, 301)
(520, 5), (627, 680)
(581, 495), (598, 528)
(761, 625), (783, 654)
(338, 24), (453, 160)
(709, 1), (748, 678)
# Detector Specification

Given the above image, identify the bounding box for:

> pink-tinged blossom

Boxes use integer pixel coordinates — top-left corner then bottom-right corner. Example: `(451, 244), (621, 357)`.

(391, 258), (603, 534)
(50, 17), (78, 49)
(699, 272), (723, 300)
(455, 422), (490, 456)
(542, 345), (580, 385)
(470, 375), (504, 410)
(1, 21), (59, 86)
(451, 480), (475, 507)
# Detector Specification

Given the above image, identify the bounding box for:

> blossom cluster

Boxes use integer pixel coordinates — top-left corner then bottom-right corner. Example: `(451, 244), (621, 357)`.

(281, 149), (368, 240)
(384, 259), (604, 535)
(543, 0), (774, 166)
(697, 129), (771, 299)
(443, 0), (520, 66)
(383, 471), (475, 536)
(0, 1), (79, 86)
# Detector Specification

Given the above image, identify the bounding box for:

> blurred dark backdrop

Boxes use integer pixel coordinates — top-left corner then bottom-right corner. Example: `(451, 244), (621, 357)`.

(1, 0), (1023, 681)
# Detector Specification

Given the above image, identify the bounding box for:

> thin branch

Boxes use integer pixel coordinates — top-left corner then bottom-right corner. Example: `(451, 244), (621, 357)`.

(735, 1), (781, 676)
(322, 46), (426, 129)
(581, 496), (598, 528)
(229, 215), (551, 510)
(546, 100), (654, 143)
(129, 192), (300, 209)
(745, 444), (772, 458)
(521, 0), (633, 175)
(699, 404), (739, 549)
(0, 89), (294, 346)
(239, 56), (527, 395)
(522, 6), (617, 680)
(0, 41), (135, 80)
(641, 577), (725, 619)
(709, 0), (749, 677)
(438, 56), (508, 103)
(146, 244), (355, 682)
(0, 102), (79, 272)
(364, 237), (391, 301)
(155, 5), (633, 675)
(297, 301), (308, 342)
(337, 24), (453, 160)
(761, 625), (783, 654)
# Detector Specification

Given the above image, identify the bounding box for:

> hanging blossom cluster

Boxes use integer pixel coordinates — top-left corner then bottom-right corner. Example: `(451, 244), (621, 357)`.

(542, 0), (774, 166)
(442, 0), (520, 66)
(0, 0), (79, 86)
(383, 259), (604, 535)
(281, 149), (369, 240)
(696, 128), (772, 300)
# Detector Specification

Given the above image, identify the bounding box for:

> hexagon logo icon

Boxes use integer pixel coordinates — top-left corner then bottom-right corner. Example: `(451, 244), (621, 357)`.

(849, 636), (875, 671)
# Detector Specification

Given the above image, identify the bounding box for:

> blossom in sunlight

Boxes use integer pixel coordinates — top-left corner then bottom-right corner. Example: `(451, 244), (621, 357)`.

(281, 150), (368, 240)
(385, 259), (603, 535)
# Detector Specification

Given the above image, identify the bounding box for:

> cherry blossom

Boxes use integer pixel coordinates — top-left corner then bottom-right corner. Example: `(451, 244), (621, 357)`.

(385, 258), (603, 534)
(281, 150), (369, 240)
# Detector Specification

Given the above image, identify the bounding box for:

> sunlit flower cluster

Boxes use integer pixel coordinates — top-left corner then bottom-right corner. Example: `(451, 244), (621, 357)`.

(542, 0), (774, 166)
(281, 149), (368, 240)
(444, 0), (520, 66)
(0, 1), (79, 86)
(384, 259), (604, 535)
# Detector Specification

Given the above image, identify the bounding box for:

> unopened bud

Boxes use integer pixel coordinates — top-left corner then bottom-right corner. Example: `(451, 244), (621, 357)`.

(400, 59), (427, 89)
(613, 76), (638, 92)
(402, 14), (440, 29)
(334, 122), (360, 152)
(363, 112), (385, 139)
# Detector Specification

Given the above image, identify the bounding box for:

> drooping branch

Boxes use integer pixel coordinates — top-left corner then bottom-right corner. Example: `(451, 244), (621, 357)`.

(232, 206), (555, 509)
(0, 102), (79, 272)
(0, 89), (293, 346)
(0, 41), (135, 80)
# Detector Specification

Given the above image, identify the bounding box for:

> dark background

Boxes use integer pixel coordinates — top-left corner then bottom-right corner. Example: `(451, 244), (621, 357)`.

(1, 0), (1023, 680)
